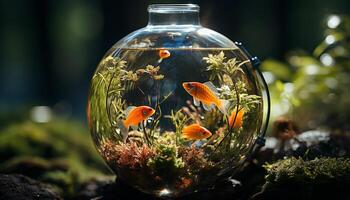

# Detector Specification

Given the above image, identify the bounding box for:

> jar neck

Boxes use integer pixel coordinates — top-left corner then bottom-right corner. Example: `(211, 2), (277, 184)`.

(147, 4), (200, 26)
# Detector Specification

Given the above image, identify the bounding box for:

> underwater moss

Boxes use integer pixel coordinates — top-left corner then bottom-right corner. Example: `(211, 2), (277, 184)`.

(147, 143), (185, 177)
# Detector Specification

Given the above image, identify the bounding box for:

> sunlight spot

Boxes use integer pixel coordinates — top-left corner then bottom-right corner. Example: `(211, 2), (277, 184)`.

(159, 188), (171, 197)
(305, 64), (319, 75)
(325, 35), (335, 44)
(327, 15), (341, 28)
(320, 54), (334, 66)
(325, 78), (338, 89)
(284, 83), (294, 93)
(30, 106), (52, 123)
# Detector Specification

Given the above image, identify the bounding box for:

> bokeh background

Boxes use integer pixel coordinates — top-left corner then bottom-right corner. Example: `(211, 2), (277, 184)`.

(1, 0), (349, 120)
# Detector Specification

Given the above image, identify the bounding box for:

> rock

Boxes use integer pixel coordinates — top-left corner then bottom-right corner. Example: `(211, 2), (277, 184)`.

(0, 174), (62, 200)
(75, 177), (157, 200)
(75, 177), (242, 200)
(258, 130), (350, 161)
(0, 157), (69, 178)
(296, 130), (330, 146)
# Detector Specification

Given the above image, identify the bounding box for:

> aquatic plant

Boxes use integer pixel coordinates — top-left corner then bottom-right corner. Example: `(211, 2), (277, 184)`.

(89, 56), (127, 142)
(219, 81), (261, 113)
(116, 142), (156, 170)
(165, 109), (190, 145)
(203, 51), (247, 82)
(202, 51), (262, 156)
(147, 141), (185, 181)
(136, 65), (164, 80)
(178, 145), (214, 174)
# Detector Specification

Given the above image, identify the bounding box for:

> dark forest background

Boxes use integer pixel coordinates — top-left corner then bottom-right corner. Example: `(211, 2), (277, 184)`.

(1, 0), (349, 120)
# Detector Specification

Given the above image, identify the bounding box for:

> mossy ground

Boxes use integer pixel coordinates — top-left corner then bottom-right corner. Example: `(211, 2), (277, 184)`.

(0, 117), (113, 198)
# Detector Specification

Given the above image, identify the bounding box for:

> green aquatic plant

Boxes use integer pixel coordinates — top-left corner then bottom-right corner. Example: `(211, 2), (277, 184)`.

(203, 51), (262, 116)
(90, 56), (127, 142)
(203, 51), (247, 82)
(121, 64), (166, 146)
(136, 65), (164, 80)
(202, 51), (262, 153)
(165, 109), (190, 145)
(219, 81), (261, 113)
(148, 144), (184, 170)
(147, 141), (185, 181)
(92, 55), (168, 145)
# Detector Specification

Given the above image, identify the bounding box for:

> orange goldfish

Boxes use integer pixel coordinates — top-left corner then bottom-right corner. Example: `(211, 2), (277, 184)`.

(123, 106), (155, 129)
(182, 123), (212, 140)
(182, 81), (229, 115)
(229, 108), (245, 129)
(119, 106), (155, 142)
(158, 49), (171, 59)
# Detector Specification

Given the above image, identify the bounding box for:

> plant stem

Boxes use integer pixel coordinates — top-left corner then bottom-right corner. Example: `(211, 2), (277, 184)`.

(212, 82), (240, 154)
(142, 121), (151, 146)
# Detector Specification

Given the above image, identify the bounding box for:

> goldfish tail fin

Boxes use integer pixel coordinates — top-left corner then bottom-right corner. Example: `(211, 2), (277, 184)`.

(203, 103), (215, 111)
(219, 99), (230, 116)
(193, 97), (200, 106)
(118, 120), (129, 143)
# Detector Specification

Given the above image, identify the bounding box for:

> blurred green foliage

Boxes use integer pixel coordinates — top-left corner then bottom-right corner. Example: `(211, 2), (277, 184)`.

(0, 118), (111, 198)
(261, 15), (350, 131)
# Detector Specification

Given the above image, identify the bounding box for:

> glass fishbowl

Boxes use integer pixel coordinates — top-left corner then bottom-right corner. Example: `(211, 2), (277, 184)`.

(88, 4), (270, 198)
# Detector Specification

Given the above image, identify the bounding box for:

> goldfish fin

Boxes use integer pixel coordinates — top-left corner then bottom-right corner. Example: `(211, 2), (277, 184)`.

(117, 121), (129, 143)
(203, 103), (215, 111)
(125, 106), (136, 117)
(218, 99), (230, 116)
(157, 58), (163, 64)
(204, 81), (219, 95)
(193, 97), (200, 106)
(130, 124), (138, 131)
(182, 134), (193, 140)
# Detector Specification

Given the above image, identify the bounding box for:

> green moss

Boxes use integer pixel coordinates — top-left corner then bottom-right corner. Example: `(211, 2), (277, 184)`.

(148, 143), (185, 170)
(263, 157), (350, 188)
(147, 142), (185, 179)
(0, 119), (112, 198)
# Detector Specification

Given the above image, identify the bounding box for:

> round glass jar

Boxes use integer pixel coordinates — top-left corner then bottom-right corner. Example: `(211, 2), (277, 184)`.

(88, 4), (269, 198)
